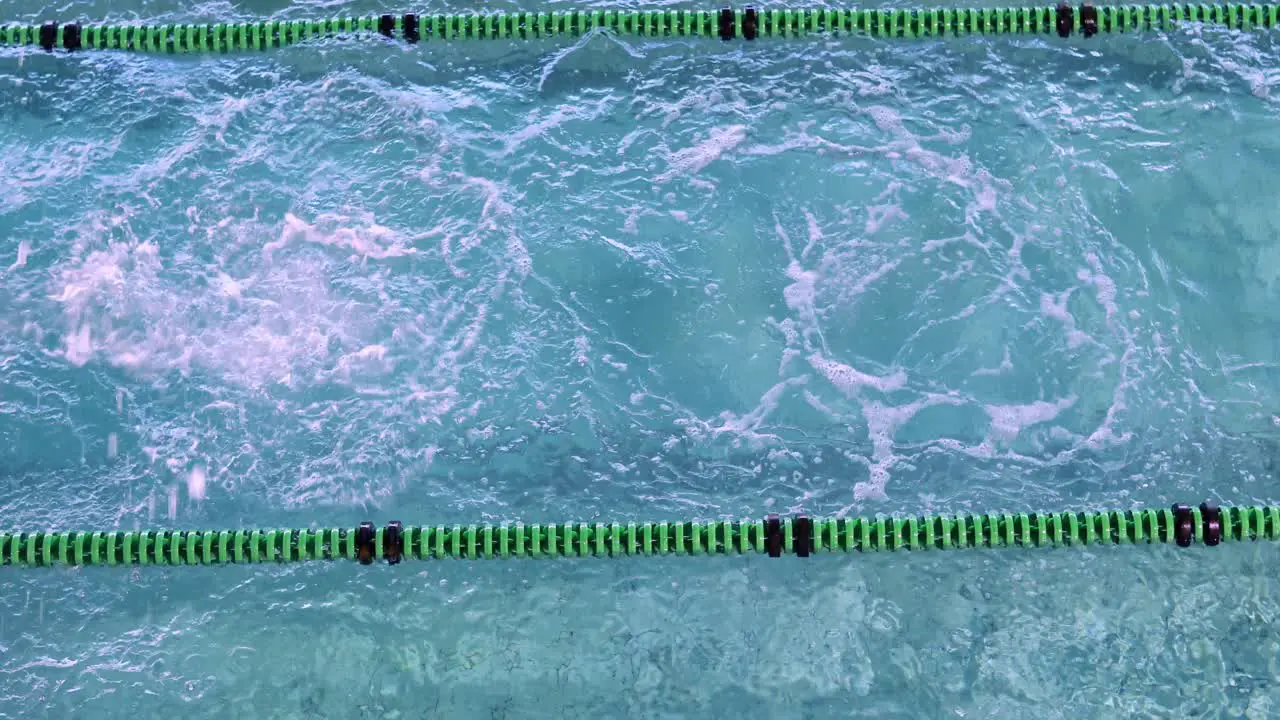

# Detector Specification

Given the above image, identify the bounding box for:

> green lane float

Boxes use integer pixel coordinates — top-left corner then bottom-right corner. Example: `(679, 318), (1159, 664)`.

(0, 501), (1267, 568)
(2, 4), (1278, 54)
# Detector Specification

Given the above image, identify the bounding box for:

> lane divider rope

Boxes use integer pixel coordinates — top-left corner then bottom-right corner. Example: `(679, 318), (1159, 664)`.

(1, 4), (1277, 54)
(0, 501), (1264, 568)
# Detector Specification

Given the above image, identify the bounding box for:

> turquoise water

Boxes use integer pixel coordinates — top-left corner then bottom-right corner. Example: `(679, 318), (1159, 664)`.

(5, 1), (1280, 716)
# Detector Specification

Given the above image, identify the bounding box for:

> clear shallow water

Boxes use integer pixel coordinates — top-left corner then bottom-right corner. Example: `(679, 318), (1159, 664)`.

(4, 2), (1280, 717)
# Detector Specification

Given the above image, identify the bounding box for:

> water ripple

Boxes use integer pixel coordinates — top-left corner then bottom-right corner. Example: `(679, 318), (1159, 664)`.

(3, 18), (1280, 718)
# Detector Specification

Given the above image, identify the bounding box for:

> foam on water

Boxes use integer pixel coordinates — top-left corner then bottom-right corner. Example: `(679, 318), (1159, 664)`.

(50, 232), (374, 387)
(655, 124), (749, 184)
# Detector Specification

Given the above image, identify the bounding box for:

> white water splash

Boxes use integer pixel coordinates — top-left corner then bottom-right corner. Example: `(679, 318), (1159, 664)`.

(654, 125), (747, 184)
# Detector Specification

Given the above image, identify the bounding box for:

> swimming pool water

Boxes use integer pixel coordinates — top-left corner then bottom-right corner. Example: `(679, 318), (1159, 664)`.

(4, 0), (1280, 716)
